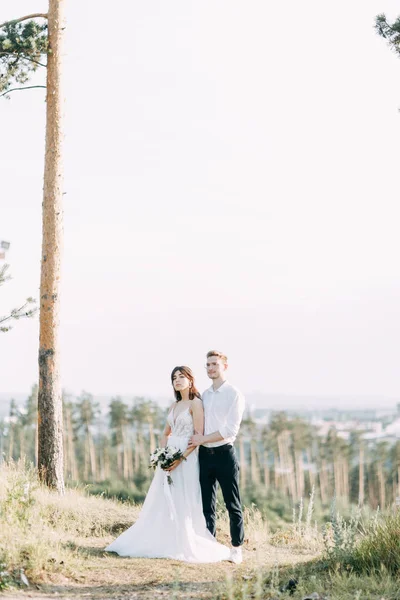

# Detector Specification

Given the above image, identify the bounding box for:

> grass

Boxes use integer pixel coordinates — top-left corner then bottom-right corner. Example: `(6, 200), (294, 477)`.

(0, 461), (136, 589)
(1, 461), (400, 599)
(220, 562), (400, 600)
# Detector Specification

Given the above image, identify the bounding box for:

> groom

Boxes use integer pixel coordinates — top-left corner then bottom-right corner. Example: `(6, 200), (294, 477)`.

(188, 350), (245, 564)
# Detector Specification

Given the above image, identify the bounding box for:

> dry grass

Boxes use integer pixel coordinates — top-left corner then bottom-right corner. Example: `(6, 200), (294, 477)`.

(0, 462), (319, 599)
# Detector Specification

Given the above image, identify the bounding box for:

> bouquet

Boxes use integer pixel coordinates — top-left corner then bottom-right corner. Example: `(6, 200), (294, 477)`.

(149, 446), (186, 485)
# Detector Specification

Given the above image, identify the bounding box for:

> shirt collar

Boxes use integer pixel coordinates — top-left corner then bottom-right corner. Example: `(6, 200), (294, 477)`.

(208, 380), (229, 393)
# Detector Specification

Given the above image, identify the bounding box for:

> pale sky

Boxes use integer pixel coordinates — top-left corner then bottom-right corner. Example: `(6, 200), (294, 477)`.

(1, 0), (400, 403)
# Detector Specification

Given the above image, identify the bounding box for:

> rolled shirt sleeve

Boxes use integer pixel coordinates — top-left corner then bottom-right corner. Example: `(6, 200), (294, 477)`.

(218, 392), (245, 440)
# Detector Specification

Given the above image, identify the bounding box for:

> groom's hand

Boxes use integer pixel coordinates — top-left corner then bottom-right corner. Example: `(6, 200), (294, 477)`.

(188, 434), (204, 448)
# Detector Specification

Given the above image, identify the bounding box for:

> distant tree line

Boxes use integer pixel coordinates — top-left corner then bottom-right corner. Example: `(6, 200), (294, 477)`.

(2, 388), (400, 513)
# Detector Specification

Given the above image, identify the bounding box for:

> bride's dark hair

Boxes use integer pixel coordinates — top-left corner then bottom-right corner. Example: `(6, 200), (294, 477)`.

(171, 366), (202, 402)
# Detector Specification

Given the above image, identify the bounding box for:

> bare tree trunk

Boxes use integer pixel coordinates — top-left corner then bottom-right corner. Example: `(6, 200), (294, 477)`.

(342, 458), (349, 504)
(261, 448), (269, 489)
(148, 419), (156, 454)
(306, 449), (315, 489)
(122, 428), (129, 480)
(126, 429), (133, 479)
(37, 0), (65, 494)
(99, 446), (105, 481)
(319, 459), (328, 506)
(104, 444), (110, 480)
(239, 435), (246, 489)
(295, 449), (304, 500)
(377, 461), (385, 509)
(333, 458), (342, 498)
(138, 432), (145, 469)
(88, 431), (97, 479)
(273, 451), (279, 489)
(250, 439), (260, 485)
(117, 443), (123, 477)
(277, 431), (295, 499)
(8, 424), (14, 460)
(367, 469), (377, 508)
(19, 428), (25, 460)
(133, 431), (140, 473)
(358, 445), (364, 506)
(84, 438), (89, 480)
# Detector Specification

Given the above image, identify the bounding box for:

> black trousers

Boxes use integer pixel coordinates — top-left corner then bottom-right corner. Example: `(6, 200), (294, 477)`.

(199, 444), (244, 547)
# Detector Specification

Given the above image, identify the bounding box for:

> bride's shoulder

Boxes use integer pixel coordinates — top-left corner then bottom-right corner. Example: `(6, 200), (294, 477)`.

(190, 397), (203, 411)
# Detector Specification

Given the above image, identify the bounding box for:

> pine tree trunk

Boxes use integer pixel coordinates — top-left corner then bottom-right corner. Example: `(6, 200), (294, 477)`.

(122, 427), (129, 480)
(342, 458), (349, 503)
(250, 439), (260, 485)
(239, 435), (246, 489)
(19, 428), (25, 460)
(367, 465), (377, 508)
(99, 446), (105, 481)
(138, 432), (145, 469)
(148, 419), (156, 454)
(306, 449), (315, 489)
(37, 0), (65, 494)
(134, 431), (140, 473)
(261, 448), (269, 489)
(377, 461), (385, 509)
(358, 445), (364, 506)
(84, 438), (89, 480)
(333, 458), (341, 498)
(126, 430), (133, 479)
(273, 451), (279, 489)
(104, 444), (110, 480)
(319, 459), (328, 505)
(117, 443), (123, 477)
(278, 431), (295, 499)
(277, 433), (285, 493)
(88, 431), (97, 479)
(8, 425), (14, 460)
(295, 449), (304, 500)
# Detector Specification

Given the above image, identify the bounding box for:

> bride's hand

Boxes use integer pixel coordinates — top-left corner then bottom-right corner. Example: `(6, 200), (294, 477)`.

(164, 459), (182, 472)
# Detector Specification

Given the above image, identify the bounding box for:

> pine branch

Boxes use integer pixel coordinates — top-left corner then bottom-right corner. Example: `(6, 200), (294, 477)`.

(0, 299), (37, 332)
(0, 14), (48, 29)
(20, 56), (47, 68)
(0, 52), (47, 68)
(0, 85), (46, 98)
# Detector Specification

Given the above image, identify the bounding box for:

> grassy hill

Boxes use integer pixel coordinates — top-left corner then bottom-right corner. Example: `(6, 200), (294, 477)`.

(1, 462), (399, 600)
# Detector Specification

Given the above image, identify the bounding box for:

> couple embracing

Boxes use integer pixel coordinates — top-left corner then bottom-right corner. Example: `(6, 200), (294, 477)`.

(105, 350), (245, 564)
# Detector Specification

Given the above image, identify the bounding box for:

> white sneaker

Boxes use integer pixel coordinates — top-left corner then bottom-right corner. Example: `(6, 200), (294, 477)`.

(228, 546), (243, 564)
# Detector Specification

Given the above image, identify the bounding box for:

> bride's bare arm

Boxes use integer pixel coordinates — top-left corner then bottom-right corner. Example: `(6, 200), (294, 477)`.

(160, 403), (174, 447)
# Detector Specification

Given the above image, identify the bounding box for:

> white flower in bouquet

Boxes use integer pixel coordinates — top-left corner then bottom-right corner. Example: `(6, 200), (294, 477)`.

(148, 445), (186, 485)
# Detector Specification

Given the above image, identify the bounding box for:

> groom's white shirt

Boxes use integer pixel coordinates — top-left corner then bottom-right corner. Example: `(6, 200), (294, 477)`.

(202, 381), (245, 448)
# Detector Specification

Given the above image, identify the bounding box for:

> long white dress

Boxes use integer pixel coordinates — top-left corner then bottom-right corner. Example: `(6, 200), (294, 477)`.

(105, 406), (230, 563)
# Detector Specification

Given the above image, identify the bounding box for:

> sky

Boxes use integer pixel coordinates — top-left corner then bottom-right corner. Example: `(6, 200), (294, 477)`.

(1, 0), (400, 405)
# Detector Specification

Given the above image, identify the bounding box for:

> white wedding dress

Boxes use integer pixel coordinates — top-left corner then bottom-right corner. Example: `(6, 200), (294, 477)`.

(105, 406), (230, 563)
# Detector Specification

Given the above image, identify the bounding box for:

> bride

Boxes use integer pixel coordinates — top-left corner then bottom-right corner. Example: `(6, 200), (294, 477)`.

(105, 366), (230, 563)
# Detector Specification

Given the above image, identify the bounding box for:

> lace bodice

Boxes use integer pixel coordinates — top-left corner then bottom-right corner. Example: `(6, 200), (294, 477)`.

(168, 406), (194, 438)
